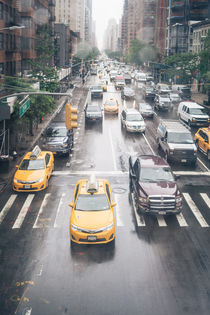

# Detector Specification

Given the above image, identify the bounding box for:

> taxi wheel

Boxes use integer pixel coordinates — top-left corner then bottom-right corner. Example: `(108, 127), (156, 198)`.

(46, 178), (49, 188)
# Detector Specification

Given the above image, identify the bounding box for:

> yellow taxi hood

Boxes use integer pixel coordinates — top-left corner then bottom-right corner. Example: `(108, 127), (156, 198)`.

(14, 169), (45, 181)
(104, 106), (118, 112)
(72, 210), (114, 229)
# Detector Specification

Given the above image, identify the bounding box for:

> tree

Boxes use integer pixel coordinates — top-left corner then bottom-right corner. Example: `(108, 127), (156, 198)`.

(198, 31), (210, 103)
(29, 24), (60, 92)
(164, 52), (199, 84)
(126, 39), (157, 66)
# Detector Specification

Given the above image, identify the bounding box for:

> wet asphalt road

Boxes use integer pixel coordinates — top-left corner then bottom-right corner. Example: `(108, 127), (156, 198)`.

(0, 75), (210, 315)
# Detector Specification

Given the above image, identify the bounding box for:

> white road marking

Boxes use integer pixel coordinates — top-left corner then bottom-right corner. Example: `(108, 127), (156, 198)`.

(52, 170), (210, 177)
(174, 171), (210, 176)
(12, 194), (35, 229)
(183, 193), (209, 227)
(200, 193), (210, 209)
(36, 264), (44, 277)
(176, 213), (188, 227)
(109, 128), (117, 171)
(197, 157), (210, 172)
(114, 194), (124, 227)
(33, 193), (51, 228)
(53, 170), (128, 176)
(0, 194), (17, 225)
(131, 193), (146, 226)
(157, 215), (167, 227)
(54, 193), (66, 228)
(142, 133), (155, 155)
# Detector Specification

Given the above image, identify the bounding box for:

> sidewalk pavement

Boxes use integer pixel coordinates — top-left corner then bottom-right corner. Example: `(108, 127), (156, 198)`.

(0, 82), (79, 192)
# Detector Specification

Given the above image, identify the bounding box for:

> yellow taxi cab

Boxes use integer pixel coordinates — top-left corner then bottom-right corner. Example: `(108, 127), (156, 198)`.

(194, 126), (210, 160)
(99, 80), (107, 92)
(13, 145), (54, 192)
(69, 175), (116, 246)
(104, 98), (119, 115)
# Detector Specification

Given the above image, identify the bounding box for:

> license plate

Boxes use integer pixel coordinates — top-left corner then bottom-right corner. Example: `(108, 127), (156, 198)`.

(159, 211), (166, 215)
(181, 159), (187, 162)
(88, 236), (97, 241)
(24, 185), (31, 189)
(92, 118), (96, 121)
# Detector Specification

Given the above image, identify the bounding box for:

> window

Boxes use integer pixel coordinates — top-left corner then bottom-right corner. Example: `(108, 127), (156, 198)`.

(45, 154), (50, 165)
(0, 2), (3, 19)
(0, 63), (4, 74)
(0, 33), (3, 49)
(106, 184), (111, 202)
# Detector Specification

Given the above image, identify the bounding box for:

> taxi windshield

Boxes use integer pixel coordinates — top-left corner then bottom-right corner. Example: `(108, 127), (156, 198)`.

(106, 100), (117, 106)
(19, 159), (45, 170)
(75, 194), (110, 211)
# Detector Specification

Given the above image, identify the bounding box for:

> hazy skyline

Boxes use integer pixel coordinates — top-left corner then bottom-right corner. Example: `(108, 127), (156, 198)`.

(92, 0), (123, 49)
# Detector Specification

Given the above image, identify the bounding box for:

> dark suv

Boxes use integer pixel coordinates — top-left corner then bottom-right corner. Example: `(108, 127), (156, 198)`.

(40, 123), (74, 156)
(129, 155), (182, 215)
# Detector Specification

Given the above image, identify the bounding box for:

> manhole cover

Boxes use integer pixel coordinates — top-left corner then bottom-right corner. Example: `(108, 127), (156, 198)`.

(112, 187), (127, 194)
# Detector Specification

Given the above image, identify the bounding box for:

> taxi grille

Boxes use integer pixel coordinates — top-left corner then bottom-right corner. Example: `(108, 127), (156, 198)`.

(149, 195), (176, 210)
(79, 238), (106, 242)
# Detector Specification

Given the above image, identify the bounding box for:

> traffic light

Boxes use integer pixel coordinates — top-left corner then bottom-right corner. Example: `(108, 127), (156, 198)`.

(65, 103), (78, 130)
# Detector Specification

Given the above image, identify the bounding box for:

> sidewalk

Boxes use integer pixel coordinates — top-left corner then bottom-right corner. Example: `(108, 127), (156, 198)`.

(0, 84), (78, 192)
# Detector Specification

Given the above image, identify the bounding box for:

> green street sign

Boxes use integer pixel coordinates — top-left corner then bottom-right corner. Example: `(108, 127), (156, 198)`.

(19, 98), (30, 118)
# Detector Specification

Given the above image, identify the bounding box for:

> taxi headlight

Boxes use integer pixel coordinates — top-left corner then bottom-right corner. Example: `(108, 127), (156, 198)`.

(102, 223), (113, 231)
(13, 178), (18, 183)
(71, 223), (80, 231)
(36, 177), (45, 183)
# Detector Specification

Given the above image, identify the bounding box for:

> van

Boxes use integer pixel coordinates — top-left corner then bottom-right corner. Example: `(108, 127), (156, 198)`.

(172, 85), (191, 99)
(157, 120), (197, 164)
(177, 101), (210, 127)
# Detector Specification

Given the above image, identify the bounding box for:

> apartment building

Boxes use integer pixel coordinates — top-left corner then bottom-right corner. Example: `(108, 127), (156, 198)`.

(192, 19), (210, 53)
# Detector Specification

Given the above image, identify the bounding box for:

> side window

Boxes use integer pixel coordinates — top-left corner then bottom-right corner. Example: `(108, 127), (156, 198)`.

(186, 107), (190, 114)
(106, 184), (111, 202)
(182, 105), (186, 112)
(133, 160), (139, 177)
(45, 153), (50, 165)
(74, 185), (79, 202)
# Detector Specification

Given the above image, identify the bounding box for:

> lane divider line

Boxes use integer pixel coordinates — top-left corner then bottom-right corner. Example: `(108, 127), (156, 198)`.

(33, 193), (51, 228)
(54, 193), (66, 228)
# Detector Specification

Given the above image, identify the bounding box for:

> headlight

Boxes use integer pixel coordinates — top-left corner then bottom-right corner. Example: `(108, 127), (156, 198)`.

(194, 149), (197, 153)
(102, 223), (113, 231)
(176, 196), (182, 203)
(71, 223), (81, 231)
(36, 177), (45, 183)
(139, 196), (148, 203)
(192, 118), (196, 122)
(62, 143), (68, 148)
(13, 178), (18, 183)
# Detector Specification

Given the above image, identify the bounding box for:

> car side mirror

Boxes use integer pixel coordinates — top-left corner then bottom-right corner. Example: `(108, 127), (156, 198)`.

(112, 202), (117, 207)
(16, 165), (19, 168)
(69, 203), (73, 208)
(161, 137), (165, 141)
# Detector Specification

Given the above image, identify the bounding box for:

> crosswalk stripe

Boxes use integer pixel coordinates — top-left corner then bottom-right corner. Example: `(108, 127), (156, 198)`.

(157, 215), (167, 227)
(0, 194), (17, 225)
(12, 194), (35, 229)
(131, 193), (146, 227)
(114, 195), (124, 227)
(183, 193), (209, 227)
(54, 193), (66, 228)
(200, 193), (210, 209)
(176, 213), (188, 227)
(33, 193), (51, 228)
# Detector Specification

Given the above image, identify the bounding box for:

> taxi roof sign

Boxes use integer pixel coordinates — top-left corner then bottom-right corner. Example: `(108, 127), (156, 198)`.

(30, 145), (41, 159)
(87, 174), (98, 194)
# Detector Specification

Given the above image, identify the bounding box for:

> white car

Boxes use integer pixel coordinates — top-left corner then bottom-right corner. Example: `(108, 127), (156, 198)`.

(121, 108), (146, 133)
(177, 101), (210, 127)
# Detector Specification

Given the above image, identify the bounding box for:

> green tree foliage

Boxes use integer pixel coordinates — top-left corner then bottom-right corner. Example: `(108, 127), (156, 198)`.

(126, 39), (157, 66)
(198, 31), (210, 102)
(104, 50), (122, 61)
(164, 52), (199, 84)
(29, 24), (60, 92)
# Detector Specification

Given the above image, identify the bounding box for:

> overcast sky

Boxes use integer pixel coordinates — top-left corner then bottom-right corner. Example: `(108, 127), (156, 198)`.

(92, 0), (123, 50)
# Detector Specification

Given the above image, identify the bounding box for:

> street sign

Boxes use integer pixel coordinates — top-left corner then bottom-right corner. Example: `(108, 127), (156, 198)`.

(19, 98), (30, 117)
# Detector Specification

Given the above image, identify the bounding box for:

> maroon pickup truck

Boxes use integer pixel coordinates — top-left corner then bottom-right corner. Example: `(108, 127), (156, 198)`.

(129, 155), (182, 215)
